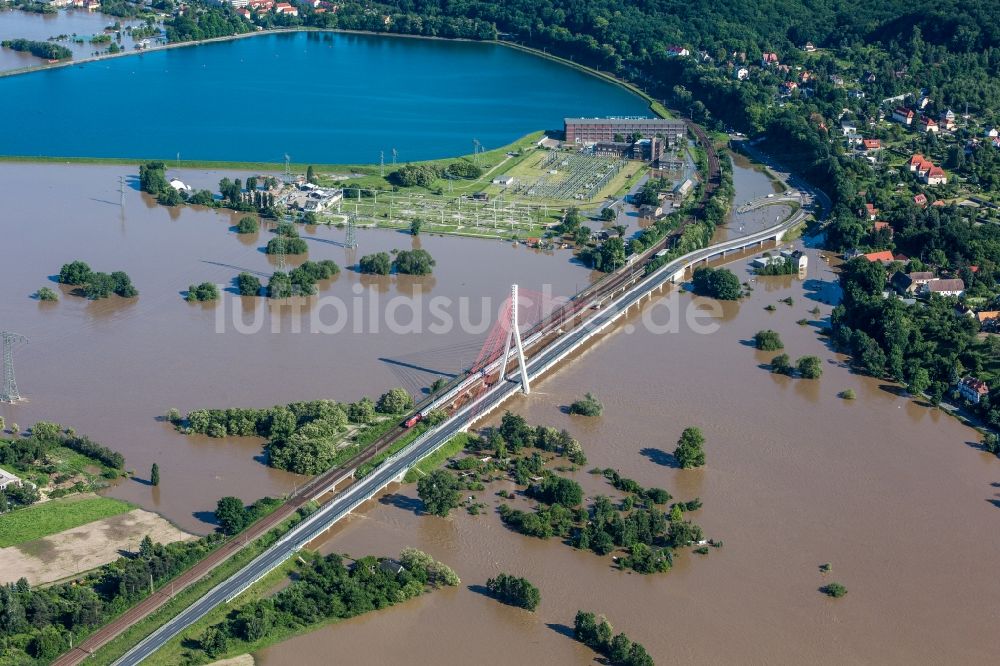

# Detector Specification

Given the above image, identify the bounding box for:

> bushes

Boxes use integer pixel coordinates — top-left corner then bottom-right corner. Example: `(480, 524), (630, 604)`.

(527, 475), (583, 507)
(392, 248), (436, 275)
(574, 611), (655, 666)
(34, 287), (57, 301)
(797, 355), (823, 379)
(568, 392), (603, 416)
(236, 216), (259, 233)
(753, 329), (784, 351)
(1, 38), (71, 59)
(237, 272), (262, 296)
(359, 252), (391, 275)
(486, 573), (540, 611)
(265, 236), (308, 255)
(187, 282), (220, 302)
(58, 261), (137, 299)
(388, 163), (440, 187)
(63, 434), (125, 470)
(821, 582), (848, 598)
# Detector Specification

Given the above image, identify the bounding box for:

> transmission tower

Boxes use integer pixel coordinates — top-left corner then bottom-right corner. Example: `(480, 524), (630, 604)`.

(284, 153), (291, 182)
(119, 175), (125, 208)
(499, 285), (530, 394)
(345, 213), (358, 248)
(392, 148), (398, 168)
(380, 151), (385, 177)
(473, 139), (481, 166)
(1, 332), (27, 403)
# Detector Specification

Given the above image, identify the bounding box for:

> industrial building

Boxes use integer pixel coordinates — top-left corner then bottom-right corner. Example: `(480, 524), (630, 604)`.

(564, 117), (687, 146)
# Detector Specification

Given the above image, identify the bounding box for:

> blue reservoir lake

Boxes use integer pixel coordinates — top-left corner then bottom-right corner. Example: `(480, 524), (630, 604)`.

(0, 31), (650, 164)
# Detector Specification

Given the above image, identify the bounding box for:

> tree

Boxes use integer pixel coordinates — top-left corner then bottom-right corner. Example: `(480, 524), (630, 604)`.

(150, 463), (160, 487)
(410, 218), (423, 236)
(392, 249), (436, 275)
(416, 469), (461, 517)
(306, 165), (317, 184)
(601, 207), (617, 221)
(268, 272), (293, 298)
(692, 266), (742, 300)
(770, 353), (793, 375)
(376, 388), (413, 414)
(236, 216), (259, 234)
(215, 496), (249, 535)
(358, 252), (392, 275)
(674, 426), (705, 468)
(237, 272), (262, 296)
(485, 573), (540, 611)
(348, 398), (377, 424)
(821, 582), (848, 598)
(529, 475), (584, 506)
(754, 329), (784, 350)
(796, 355), (823, 379)
(568, 392), (603, 416)
(186, 282), (220, 302)
(58, 260), (92, 285)
(200, 626), (228, 658)
(34, 287), (58, 301)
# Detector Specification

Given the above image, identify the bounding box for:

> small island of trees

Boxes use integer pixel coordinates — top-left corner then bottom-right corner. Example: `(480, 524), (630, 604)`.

(266, 260), (339, 298)
(236, 216), (259, 234)
(574, 610), (655, 666)
(485, 573), (541, 611)
(692, 266), (742, 300)
(57, 261), (137, 300)
(753, 330), (784, 351)
(568, 392), (603, 416)
(673, 427), (705, 469)
(265, 223), (309, 256)
(34, 287), (58, 301)
(186, 282), (220, 302)
(392, 248), (436, 275)
(236, 272), (262, 296)
(358, 252), (392, 275)
(771, 354), (823, 379)
(1, 38), (71, 60)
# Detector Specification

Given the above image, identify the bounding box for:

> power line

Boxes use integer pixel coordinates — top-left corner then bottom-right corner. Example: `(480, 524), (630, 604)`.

(1, 331), (27, 403)
(345, 212), (358, 248)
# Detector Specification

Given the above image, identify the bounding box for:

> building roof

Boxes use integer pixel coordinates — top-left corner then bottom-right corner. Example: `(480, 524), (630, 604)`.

(914, 193), (928, 206)
(976, 311), (1000, 323)
(862, 138), (881, 149)
(874, 221), (891, 232)
(926, 278), (965, 292)
(960, 376), (989, 393)
(564, 117), (685, 127)
(862, 251), (895, 263)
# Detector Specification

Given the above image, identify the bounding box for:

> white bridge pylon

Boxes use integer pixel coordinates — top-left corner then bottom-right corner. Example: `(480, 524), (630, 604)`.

(499, 284), (530, 395)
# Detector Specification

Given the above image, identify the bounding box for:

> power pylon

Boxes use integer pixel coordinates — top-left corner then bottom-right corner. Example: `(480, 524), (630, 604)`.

(392, 148), (397, 168)
(1, 332), (27, 403)
(345, 213), (358, 248)
(284, 153), (291, 182)
(473, 139), (481, 166)
(499, 285), (530, 394)
(380, 151), (385, 177)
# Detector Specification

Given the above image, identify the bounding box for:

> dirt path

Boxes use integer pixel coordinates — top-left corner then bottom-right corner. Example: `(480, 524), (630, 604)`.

(0, 509), (195, 586)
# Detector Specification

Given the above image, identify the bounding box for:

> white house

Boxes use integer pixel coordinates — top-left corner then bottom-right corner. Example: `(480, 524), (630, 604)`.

(733, 67), (749, 81)
(957, 376), (989, 404)
(0, 468), (21, 491)
(922, 278), (965, 297)
(492, 175), (516, 187)
(892, 107), (915, 126)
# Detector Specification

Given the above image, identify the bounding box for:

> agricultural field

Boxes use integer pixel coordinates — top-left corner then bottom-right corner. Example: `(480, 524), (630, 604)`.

(0, 494), (134, 548)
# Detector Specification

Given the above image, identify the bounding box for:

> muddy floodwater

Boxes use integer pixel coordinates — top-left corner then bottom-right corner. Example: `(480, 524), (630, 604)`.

(0, 9), (147, 71)
(257, 250), (1000, 665)
(0, 162), (597, 532)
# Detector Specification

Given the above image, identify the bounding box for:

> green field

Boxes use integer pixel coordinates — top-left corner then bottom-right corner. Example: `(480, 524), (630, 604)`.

(0, 495), (134, 548)
(402, 432), (474, 483)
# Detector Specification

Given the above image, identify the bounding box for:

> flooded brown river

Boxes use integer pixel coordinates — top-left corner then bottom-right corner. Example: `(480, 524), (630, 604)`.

(258, 251), (1000, 664)
(0, 162), (596, 532)
(4, 158), (998, 663)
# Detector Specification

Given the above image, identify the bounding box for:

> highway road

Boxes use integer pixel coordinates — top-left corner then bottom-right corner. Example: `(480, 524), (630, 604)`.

(113, 178), (821, 665)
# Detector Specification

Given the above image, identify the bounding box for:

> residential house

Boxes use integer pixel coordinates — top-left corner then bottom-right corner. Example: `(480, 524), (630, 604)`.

(830, 74), (844, 86)
(803, 42), (816, 52)
(909, 154), (932, 175)
(862, 138), (881, 151)
(984, 127), (998, 138)
(976, 310), (1000, 329)
(274, 2), (297, 15)
(919, 117), (939, 134)
(862, 250), (895, 264)
(892, 107), (915, 126)
(917, 95), (931, 110)
(761, 52), (779, 66)
(873, 220), (893, 236)
(840, 120), (858, 135)
(235, 7), (251, 18)
(925, 166), (947, 185)
(733, 66), (749, 81)
(923, 278), (965, 297)
(666, 45), (690, 57)
(957, 377), (989, 404)
(913, 193), (928, 207)
(0, 468), (21, 491)
(780, 81), (798, 95)
(863, 203), (878, 220)
(892, 271), (934, 295)
(939, 109), (956, 131)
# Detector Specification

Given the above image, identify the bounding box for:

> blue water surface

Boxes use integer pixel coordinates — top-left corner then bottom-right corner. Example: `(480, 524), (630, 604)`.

(1, 32), (650, 163)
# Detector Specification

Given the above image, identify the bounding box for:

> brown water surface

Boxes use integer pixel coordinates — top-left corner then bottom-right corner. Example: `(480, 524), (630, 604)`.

(257, 246), (1000, 665)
